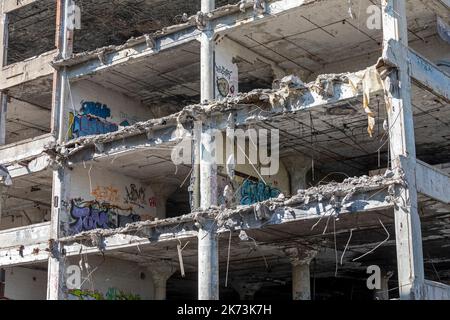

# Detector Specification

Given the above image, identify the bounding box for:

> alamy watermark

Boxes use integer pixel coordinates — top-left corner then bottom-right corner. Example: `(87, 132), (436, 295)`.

(67, 1), (82, 31)
(171, 121), (280, 176)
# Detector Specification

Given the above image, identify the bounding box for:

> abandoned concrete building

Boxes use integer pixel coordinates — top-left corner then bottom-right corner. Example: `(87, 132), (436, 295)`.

(0, 0), (449, 301)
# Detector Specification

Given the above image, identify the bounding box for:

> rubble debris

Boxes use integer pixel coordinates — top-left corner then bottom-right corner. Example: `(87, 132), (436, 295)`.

(51, 67), (382, 160)
(58, 170), (404, 245)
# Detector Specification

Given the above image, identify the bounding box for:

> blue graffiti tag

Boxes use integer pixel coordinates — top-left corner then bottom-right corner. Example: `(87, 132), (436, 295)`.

(68, 200), (141, 235)
(69, 101), (133, 139)
(69, 202), (110, 235)
(240, 180), (280, 205)
(80, 101), (111, 119)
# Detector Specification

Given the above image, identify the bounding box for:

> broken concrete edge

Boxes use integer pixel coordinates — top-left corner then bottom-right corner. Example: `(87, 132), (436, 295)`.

(50, 2), (255, 68)
(0, 164), (12, 186)
(57, 168), (404, 245)
(55, 65), (381, 159)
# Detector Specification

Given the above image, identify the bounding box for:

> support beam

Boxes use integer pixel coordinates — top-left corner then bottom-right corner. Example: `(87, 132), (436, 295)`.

(382, 0), (425, 300)
(198, 220), (219, 300)
(0, 134), (55, 166)
(421, 280), (450, 300)
(199, 0), (218, 210)
(383, 41), (450, 101)
(2, 0), (38, 13)
(400, 157), (450, 204)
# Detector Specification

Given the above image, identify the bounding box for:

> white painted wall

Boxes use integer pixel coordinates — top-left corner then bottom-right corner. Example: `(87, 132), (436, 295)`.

(4, 267), (47, 300)
(215, 42), (239, 100)
(65, 80), (153, 140)
(61, 166), (159, 236)
(66, 255), (155, 300)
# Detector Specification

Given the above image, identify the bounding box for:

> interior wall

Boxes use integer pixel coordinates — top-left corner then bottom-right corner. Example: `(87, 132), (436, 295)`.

(61, 166), (159, 236)
(215, 41), (239, 100)
(4, 267), (47, 300)
(66, 255), (154, 300)
(65, 80), (153, 141)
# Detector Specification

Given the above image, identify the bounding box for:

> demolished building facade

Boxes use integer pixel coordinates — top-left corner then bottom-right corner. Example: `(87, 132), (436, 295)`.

(0, 0), (450, 300)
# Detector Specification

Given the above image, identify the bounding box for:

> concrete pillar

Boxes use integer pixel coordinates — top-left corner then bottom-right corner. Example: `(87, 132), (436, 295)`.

(284, 247), (317, 300)
(232, 281), (263, 300)
(199, 0), (217, 210)
(148, 263), (176, 300)
(198, 220), (219, 300)
(382, 0), (424, 300)
(0, 93), (7, 145)
(0, 5), (8, 67)
(292, 262), (311, 300)
(281, 156), (312, 195)
(200, 1), (215, 103)
(47, 0), (74, 300)
(0, 5), (7, 145)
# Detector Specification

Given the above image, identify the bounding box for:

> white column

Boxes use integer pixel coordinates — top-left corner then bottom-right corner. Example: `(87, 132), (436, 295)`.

(292, 262), (311, 300)
(285, 247), (317, 300)
(198, 220), (219, 300)
(0, 4), (7, 145)
(148, 263), (176, 300)
(199, 0), (217, 210)
(382, 0), (424, 300)
(0, 93), (6, 145)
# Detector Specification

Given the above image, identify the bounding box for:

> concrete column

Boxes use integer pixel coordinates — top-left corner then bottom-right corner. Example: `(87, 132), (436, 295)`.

(0, 5), (8, 67)
(232, 281), (263, 300)
(284, 247), (317, 300)
(199, 1), (217, 210)
(292, 262), (311, 300)
(382, 0), (424, 300)
(47, 0), (74, 300)
(0, 93), (7, 145)
(200, 1), (215, 103)
(198, 220), (219, 300)
(148, 263), (176, 300)
(281, 156), (312, 195)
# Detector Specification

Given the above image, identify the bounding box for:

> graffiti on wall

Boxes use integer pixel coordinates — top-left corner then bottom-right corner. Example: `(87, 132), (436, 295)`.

(68, 199), (141, 235)
(240, 179), (281, 205)
(148, 197), (157, 208)
(68, 288), (141, 300)
(68, 101), (131, 139)
(124, 184), (147, 208)
(215, 65), (236, 98)
(91, 186), (120, 203)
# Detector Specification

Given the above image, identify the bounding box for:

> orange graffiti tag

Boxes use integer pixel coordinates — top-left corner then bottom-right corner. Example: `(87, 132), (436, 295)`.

(91, 186), (120, 203)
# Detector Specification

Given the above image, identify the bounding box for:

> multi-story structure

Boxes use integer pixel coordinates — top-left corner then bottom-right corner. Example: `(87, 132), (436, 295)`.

(0, 0), (449, 300)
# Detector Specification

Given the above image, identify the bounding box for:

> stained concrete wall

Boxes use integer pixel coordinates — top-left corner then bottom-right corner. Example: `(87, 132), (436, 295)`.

(215, 42), (239, 100)
(66, 255), (155, 300)
(4, 267), (47, 300)
(61, 166), (159, 236)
